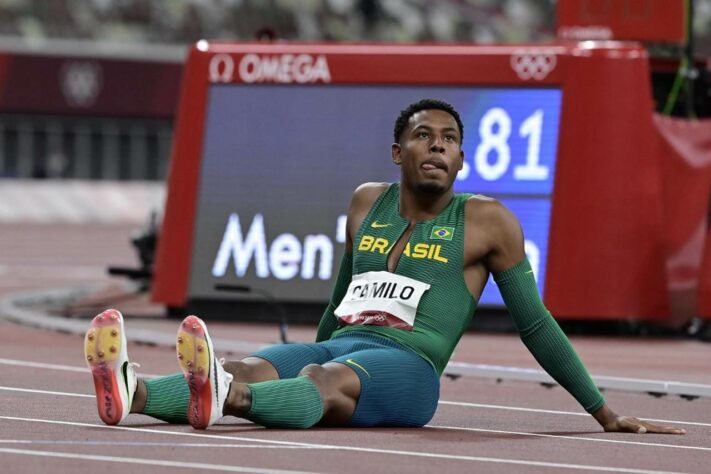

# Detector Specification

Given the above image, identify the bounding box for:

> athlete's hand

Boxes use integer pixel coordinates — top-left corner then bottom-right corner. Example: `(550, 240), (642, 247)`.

(601, 415), (686, 434)
(592, 404), (686, 435)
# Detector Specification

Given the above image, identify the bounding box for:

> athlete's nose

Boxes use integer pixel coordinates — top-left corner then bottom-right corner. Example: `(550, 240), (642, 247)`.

(429, 138), (445, 153)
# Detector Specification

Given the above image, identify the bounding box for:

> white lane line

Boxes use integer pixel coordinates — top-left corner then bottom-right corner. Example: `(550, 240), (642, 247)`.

(0, 358), (161, 377)
(427, 425), (709, 452)
(0, 440), (316, 449)
(0, 416), (695, 474)
(0, 386), (93, 398)
(438, 401), (711, 428)
(446, 361), (711, 398)
(0, 358), (88, 373)
(0, 448), (321, 474)
(3, 378), (708, 430)
(2, 389), (703, 453)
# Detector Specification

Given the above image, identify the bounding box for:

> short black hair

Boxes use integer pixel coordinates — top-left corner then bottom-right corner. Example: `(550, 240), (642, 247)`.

(393, 99), (464, 144)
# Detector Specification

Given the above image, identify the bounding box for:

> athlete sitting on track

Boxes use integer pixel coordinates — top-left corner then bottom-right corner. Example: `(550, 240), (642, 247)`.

(84, 99), (685, 434)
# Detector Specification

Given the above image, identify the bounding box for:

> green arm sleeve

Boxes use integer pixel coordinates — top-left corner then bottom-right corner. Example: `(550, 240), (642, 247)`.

(315, 251), (353, 342)
(493, 258), (605, 413)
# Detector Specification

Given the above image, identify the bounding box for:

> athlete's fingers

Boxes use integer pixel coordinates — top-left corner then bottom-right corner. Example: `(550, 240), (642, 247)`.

(616, 416), (686, 435)
(617, 416), (646, 433)
(639, 420), (686, 435)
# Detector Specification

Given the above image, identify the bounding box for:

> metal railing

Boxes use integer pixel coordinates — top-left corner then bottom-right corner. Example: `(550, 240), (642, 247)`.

(0, 114), (173, 181)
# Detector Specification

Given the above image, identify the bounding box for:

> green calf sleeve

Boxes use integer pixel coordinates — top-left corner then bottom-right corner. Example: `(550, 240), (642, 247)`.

(247, 376), (324, 429)
(143, 373), (190, 423)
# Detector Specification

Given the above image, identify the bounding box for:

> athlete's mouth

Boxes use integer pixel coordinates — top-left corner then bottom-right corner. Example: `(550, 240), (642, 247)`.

(421, 159), (447, 172)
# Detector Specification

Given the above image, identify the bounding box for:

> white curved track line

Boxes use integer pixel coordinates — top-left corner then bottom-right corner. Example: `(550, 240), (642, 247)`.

(438, 401), (711, 428)
(0, 415), (700, 474)
(0, 386), (93, 398)
(0, 440), (318, 449)
(0, 448), (321, 474)
(427, 425), (708, 452)
(2, 379), (708, 428)
(0, 358), (161, 378)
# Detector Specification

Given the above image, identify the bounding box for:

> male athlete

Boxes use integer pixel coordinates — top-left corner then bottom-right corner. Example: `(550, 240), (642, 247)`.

(85, 99), (685, 434)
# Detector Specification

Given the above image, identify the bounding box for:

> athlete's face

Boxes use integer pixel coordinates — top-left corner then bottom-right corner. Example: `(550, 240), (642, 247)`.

(392, 109), (464, 195)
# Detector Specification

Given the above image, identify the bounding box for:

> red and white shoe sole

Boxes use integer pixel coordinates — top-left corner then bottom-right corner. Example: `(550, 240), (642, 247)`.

(84, 309), (126, 425)
(177, 315), (214, 429)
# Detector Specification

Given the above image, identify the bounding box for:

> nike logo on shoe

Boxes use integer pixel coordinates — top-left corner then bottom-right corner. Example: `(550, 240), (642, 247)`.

(213, 357), (219, 411)
(85, 309), (136, 425)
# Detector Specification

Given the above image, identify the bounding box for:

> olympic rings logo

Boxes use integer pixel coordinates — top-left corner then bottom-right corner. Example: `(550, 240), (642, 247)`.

(510, 49), (557, 81)
(60, 61), (103, 107)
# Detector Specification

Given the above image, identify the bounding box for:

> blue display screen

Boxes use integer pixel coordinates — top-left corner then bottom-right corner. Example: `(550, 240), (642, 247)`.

(453, 89), (561, 304)
(189, 85), (561, 306)
(454, 89), (561, 195)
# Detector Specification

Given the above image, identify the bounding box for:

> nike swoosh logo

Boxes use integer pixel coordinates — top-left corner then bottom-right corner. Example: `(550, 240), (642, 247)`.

(345, 358), (370, 377)
(122, 361), (129, 395)
(525, 270), (534, 274)
(371, 221), (392, 228)
(214, 357), (219, 405)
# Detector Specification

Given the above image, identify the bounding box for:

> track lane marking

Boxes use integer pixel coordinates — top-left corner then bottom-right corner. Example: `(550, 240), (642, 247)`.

(0, 415), (698, 473)
(2, 381), (709, 428)
(0, 440), (317, 449)
(7, 356), (711, 402)
(0, 358), (160, 378)
(438, 401), (711, 428)
(0, 358), (89, 373)
(427, 425), (709, 452)
(0, 448), (321, 474)
(0, 386), (93, 398)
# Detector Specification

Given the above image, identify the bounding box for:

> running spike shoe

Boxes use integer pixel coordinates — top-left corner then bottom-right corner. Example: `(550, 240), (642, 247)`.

(176, 315), (233, 429)
(84, 309), (138, 425)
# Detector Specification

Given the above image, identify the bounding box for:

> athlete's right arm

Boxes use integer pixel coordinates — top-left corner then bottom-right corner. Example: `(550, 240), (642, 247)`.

(315, 252), (352, 342)
(315, 183), (388, 342)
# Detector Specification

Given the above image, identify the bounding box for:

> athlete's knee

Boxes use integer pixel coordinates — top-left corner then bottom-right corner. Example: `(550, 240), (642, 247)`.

(298, 364), (329, 387)
(298, 363), (359, 414)
(223, 357), (278, 383)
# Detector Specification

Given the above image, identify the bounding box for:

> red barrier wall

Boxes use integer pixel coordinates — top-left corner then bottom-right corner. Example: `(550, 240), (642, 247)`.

(654, 116), (711, 321)
(0, 52), (182, 118)
(545, 43), (669, 319)
(700, 231), (711, 318)
(557, 0), (686, 43)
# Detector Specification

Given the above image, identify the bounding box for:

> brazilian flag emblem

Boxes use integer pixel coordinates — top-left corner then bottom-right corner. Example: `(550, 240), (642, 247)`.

(430, 226), (454, 241)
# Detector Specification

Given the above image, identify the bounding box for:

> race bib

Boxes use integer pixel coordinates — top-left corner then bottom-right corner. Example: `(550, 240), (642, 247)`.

(334, 271), (430, 330)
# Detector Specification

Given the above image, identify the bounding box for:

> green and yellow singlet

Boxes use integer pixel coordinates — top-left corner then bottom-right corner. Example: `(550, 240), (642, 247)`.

(333, 183), (476, 375)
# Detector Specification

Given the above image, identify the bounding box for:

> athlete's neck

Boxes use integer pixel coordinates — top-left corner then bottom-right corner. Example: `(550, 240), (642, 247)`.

(398, 181), (454, 222)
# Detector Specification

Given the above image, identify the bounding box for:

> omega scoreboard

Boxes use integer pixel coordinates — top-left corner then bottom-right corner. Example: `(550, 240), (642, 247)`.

(153, 42), (670, 320)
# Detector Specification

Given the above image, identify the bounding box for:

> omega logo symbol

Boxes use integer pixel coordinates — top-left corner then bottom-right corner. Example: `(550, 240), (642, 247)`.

(510, 49), (557, 81)
(209, 54), (235, 83)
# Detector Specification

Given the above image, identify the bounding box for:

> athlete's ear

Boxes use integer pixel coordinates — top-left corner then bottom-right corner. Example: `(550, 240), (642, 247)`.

(458, 149), (464, 171)
(391, 143), (402, 165)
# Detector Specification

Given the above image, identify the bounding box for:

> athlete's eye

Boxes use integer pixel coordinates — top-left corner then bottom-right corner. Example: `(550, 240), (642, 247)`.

(417, 131), (430, 139)
(444, 135), (456, 142)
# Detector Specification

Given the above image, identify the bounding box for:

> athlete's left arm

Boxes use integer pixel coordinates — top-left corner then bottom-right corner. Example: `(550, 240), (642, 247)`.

(483, 202), (685, 435)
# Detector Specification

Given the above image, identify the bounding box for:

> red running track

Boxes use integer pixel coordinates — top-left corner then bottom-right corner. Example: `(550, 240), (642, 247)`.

(0, 317), (709, 474)
(1, 222), (710, 473)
